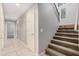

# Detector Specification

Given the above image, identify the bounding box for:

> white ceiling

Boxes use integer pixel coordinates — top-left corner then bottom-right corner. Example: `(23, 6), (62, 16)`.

(3, 3), (33, 20)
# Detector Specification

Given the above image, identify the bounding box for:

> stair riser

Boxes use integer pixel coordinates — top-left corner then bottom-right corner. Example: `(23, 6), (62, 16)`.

(57, 31), (78, 34)
(48, 45), (79, 56)
(53, 37), (78, 44)
(58, 28), (74, 30)
(51, 40), (78, 51)
(45, 50), (57, 56)
(55, 34), (78, 38)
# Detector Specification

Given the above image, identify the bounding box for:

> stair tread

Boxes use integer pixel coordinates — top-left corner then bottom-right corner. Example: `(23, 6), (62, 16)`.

(49, 43), (79, 55)
(56, 32), (78, 35)
(59, 27), (74, 28)
(54, 36), (78, 40)
(46, 48), (66, 56)
(51, 39), (78, 47)
(59, 27), (74, 29)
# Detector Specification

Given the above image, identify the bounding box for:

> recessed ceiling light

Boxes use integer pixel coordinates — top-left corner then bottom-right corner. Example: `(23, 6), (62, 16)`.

(16, 3), (20, 7)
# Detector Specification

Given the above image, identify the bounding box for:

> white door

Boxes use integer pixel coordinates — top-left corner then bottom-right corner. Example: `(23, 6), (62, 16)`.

(26, 7), (35, 52)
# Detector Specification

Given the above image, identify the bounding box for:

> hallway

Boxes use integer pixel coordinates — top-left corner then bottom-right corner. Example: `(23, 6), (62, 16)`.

(0, 3), (38, 56)
(1, 39), (35, 56)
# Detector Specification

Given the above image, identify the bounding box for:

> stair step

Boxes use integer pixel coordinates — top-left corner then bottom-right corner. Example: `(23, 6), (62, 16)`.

(42, 54), (48, 56)
(46, 48), (66, 56)
(56, 32), (78, 35)
(59, 25), (74, 28)
(57, 30), (78, 33)
(55, 32), (78, 38)
(58, 27), (74, 30)
(51, 39), (78, 50)
(53, 36), (78, 44)
(48, 43), (79, 56)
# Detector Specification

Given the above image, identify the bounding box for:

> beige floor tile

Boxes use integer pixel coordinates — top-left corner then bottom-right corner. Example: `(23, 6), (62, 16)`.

(1, 39), (35, 56)
(15, 49), (34, 56)
(2, 51), (17, 56)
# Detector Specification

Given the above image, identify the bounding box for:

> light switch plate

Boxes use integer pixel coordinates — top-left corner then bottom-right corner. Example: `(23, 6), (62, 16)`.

(40, 28), (43, 32)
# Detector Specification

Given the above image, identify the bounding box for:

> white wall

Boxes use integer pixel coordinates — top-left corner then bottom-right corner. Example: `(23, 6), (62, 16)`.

(58, 3), (78, 25)
(0, 3), (4, 48)
(38, 3), (59, 53)
(17, 14), (26, 43)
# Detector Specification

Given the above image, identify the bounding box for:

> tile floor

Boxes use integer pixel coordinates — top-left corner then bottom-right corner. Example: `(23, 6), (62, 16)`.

(0, 39), (35, 56)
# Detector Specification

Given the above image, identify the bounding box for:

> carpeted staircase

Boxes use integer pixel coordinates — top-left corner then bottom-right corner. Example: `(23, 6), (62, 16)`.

(45, 25), (79, 56)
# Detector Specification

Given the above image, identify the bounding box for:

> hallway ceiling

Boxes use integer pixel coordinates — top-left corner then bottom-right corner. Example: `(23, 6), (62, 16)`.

(3, 3), (33, 21)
